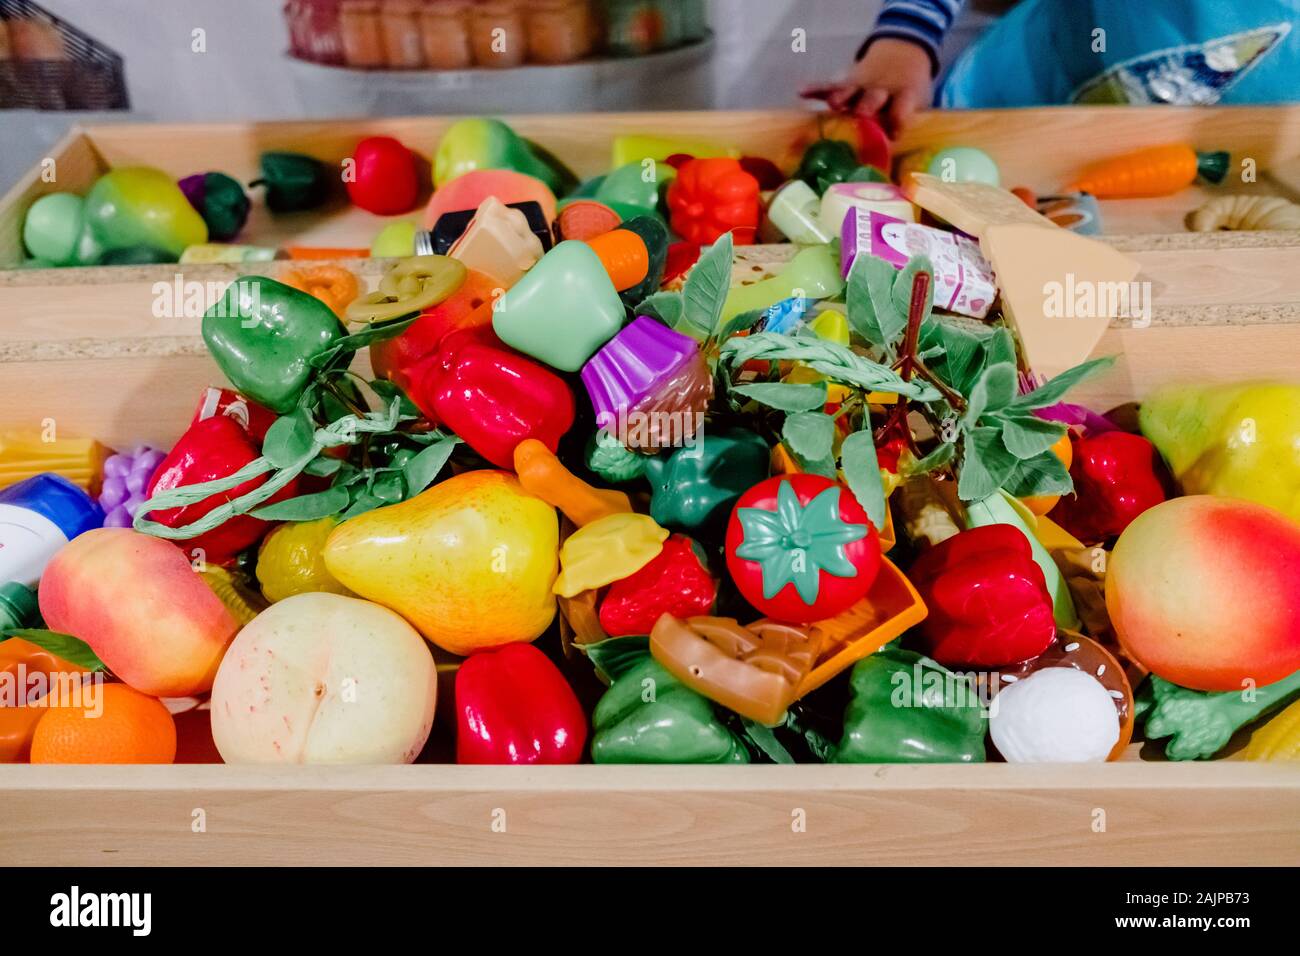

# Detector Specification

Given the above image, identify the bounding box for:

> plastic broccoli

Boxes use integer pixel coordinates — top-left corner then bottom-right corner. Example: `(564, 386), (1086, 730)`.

(1136, 667), (1300, 760)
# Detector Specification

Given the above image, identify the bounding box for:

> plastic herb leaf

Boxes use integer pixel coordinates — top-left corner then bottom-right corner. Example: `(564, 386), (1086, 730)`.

(738, 717), (796, 763)
(957, 426), (1016, 501)
(713, 307), (765, 346)
(733, 381), (828, 412)
(782, 411), (836, 463)
(840, 429), (886, 531)
(262, 409), (317, 470)
(736, 482), (867, 603)
(310, 313), (419, 370)
(963, 362), (1018, 426)
(372, 472), (405, 502)
(586, 429), (648, 483)
(251, 485), (351, 521)
(900, 441), (957, 477)
(0, 629), (106, 672)
(303, 455), (344, 477)
(845, 252), (903, 352)
(635, 290), (684, 329)
(401, 436), (458, 497)
(1002, 448), (1074, 498)
(995, 412), (1068, 460)
(581, 635), (651, 683)
(682, 232), (734, 339)
(1008, 356), (1115, 411)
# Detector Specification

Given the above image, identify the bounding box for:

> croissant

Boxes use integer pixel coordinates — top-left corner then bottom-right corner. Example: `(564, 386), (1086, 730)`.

(1187, 194), (1300, 231)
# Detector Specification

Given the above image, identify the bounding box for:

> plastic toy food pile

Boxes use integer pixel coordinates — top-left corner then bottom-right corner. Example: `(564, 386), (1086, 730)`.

(4, 117), (1299, 768)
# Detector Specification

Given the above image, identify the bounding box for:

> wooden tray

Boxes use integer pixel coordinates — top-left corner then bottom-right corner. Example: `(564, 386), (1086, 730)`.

(1, 109), (1299, 867)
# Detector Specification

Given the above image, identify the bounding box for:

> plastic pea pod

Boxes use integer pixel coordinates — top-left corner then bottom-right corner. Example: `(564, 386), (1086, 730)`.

(252, 151), (331, 213)
(345, 255), (467, 325)
(832, 645), (987, 763)
(552, 513), (668, 598)
(592, 656), (749, 764)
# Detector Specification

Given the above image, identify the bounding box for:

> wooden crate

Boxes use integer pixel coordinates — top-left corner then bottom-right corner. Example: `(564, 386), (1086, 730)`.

(1, 109), (1299, 867)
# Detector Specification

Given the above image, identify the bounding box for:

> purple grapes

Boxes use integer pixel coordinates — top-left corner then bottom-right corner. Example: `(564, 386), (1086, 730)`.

(98, 445), (164, 527)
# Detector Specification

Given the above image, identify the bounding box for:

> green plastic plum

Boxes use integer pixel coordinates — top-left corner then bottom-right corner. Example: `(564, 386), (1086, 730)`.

(370, 220), (418, 257)
(22, 192), (86, 265)
(434, 118), (569, 195)
(927, 146), (1001, 186)
(83, 167), (208, 260)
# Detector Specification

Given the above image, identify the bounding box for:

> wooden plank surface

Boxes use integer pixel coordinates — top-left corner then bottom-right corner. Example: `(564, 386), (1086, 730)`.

(1, 763), (1296, 866)
(2, 106), (1299, 266)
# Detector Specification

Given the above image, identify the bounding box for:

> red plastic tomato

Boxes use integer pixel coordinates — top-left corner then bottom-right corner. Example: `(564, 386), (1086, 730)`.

(346, 136), (419, 215)
(725, 474), (881, 624)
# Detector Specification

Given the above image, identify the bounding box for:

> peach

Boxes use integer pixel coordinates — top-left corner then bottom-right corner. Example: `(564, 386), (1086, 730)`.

(210, 593), (436, 764)
(1106, 496), (1300, 691)
(39, 529), (238, 697)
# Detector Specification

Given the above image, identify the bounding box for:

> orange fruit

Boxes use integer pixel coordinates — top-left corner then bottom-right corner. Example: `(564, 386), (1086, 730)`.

(30, 683), (176, 764)
(1023, 431), (1074, 516)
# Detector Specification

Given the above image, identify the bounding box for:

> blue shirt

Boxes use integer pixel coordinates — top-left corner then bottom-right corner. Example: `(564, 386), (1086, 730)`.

(865, 0), (1299, 105)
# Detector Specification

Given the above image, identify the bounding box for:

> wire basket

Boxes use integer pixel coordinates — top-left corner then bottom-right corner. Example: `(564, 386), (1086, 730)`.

(0, 0), (128, 110)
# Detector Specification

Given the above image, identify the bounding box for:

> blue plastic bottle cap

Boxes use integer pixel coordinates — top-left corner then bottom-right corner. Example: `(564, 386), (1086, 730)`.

(0, 473), (104, 541)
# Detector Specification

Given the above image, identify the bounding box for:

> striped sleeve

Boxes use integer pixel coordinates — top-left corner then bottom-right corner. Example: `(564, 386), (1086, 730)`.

(856, 0), (965, 74)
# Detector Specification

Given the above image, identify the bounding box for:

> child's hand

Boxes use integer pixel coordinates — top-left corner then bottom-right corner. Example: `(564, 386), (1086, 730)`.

(802, 38), (933, 137)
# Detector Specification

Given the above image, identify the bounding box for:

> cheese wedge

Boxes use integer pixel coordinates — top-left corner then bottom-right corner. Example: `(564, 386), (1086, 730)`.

(905, 173), (1055, 237)
(980, 223), (1142, 378)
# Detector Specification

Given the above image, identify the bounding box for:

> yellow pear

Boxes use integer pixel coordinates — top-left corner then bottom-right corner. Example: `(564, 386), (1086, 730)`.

(323, 470), (558, 655)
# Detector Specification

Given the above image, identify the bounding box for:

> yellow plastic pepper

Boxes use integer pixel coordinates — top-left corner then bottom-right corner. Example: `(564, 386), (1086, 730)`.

(554, 513), (669, 598)
(1245, 699), (1300, 761)
(256, 517), (355, 603)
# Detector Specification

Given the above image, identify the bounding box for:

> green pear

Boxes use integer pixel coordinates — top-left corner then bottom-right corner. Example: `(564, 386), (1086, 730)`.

(1139, 381), (1300, 523)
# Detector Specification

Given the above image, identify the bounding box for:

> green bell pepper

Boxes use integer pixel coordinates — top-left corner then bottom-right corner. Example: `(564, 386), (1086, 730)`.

(1136, 668), (1300, 761)
(795, 140), (859, 194)
(832, 646), (987, 763)
(592, 656), (749, 764)
(645, 427), (770, 531)
(252, 152), (331, 213)
(202, 276), (344, 414)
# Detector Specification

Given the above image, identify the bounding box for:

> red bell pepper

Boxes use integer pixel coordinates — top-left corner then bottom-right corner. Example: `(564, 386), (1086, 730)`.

(599, 534), (717, 637)
(145, 414), (299, 565)
(406, 325), (574, 469)
(666, 158), (760, 246)
(1048, 431), (1167, 543)
(455, 642), (587, 765)
(908, 524), (1056, 668)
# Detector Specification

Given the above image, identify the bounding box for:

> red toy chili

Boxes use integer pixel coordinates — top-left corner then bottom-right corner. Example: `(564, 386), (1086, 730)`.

(406, 326), (574, 469)
(908, 524), (1056, 668)
(1049, 431), (1167, 543)
(145, 415), (298, 565)
(455, 642), (587, 765)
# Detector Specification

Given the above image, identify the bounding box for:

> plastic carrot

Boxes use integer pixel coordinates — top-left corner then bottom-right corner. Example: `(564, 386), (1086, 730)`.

(1067, 145), (1228, 198)
(513, 439), (631, 527)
